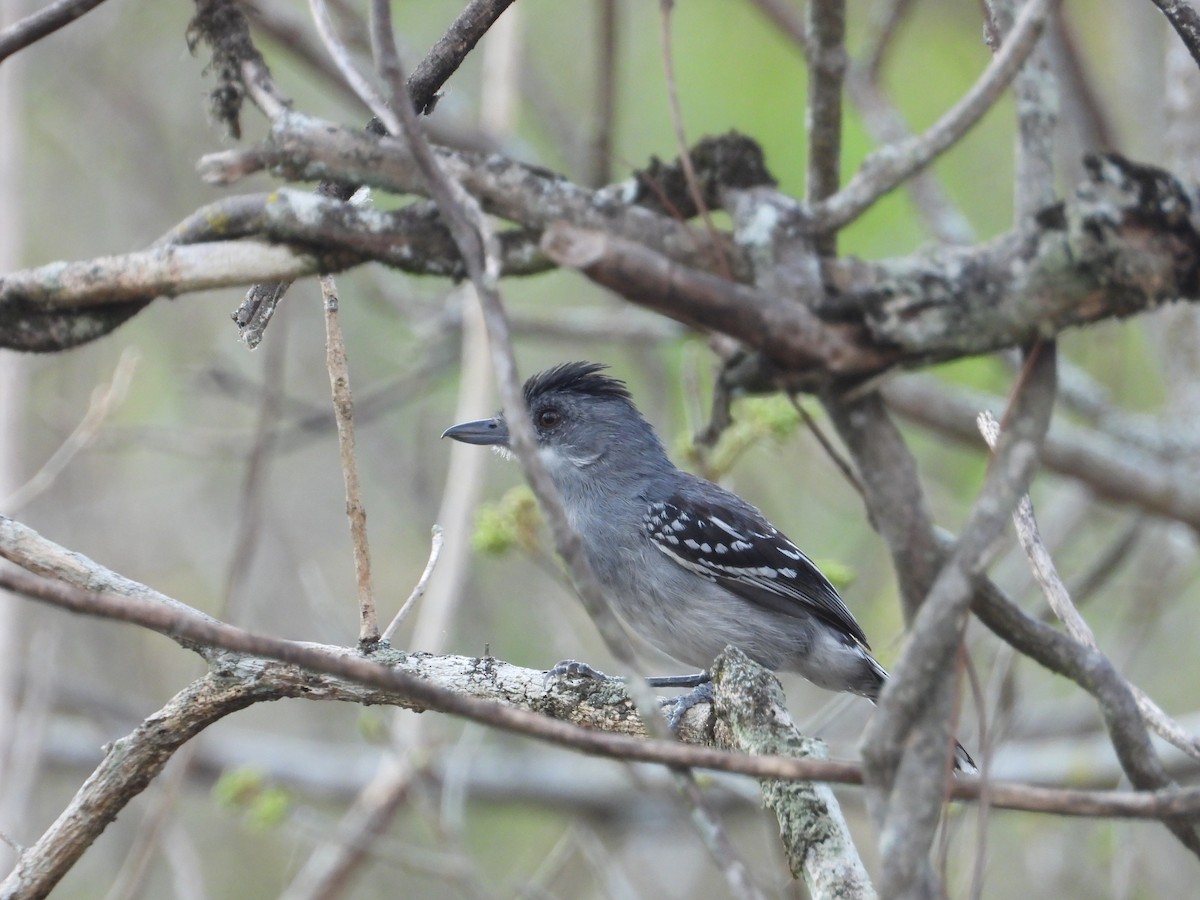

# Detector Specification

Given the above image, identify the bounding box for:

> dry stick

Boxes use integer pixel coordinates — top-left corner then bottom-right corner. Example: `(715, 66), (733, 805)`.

(805, 0), (845, 258)
(5, 530), (1200, 817)
(382, 525), (445, 642)
(287, 17), (519, 894)
(0, 0), (109, 64)
(813, 0), (1060, 231)
(977, 411), (1200, 761)
(657, 0), (730, 280)
(365, 0), (664, 732)
(320, 275), (378, 645)
(588, 0), (619, 187)
(672, 770), (768, 900)
(1, 348), (139, 511)
(749, 0), (974, 243)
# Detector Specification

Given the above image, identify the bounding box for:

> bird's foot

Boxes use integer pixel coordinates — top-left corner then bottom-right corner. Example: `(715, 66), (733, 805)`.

(666, 681), (715, 732)
(544, 659), (612, 687)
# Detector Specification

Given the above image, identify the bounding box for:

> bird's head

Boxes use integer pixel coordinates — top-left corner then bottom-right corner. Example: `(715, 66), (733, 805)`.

(441, 362), (666, 479)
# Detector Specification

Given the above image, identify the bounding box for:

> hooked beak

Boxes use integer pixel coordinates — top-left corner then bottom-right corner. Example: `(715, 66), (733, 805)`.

(441, 416), (510, 447)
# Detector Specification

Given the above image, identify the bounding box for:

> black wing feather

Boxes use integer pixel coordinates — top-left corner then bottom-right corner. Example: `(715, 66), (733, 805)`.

(643, 486), (869, 648)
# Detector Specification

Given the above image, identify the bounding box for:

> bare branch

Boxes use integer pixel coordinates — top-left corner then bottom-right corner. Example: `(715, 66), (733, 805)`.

(979, 410), (1200, 761)
(319, 275), (378, 646)
(805, 0), (846, 256)
(883, 374), (1200, 531)
(0, 0), (110, 65)
(1150, 0), (1200, 73)
(813, 0), (1060, 231)
(0, 674), (265, 900)
(381, 525), (444, 643)
(866, 344), (1058, 896)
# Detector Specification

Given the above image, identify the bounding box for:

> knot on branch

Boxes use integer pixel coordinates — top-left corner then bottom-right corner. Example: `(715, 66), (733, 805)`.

(1071, 153), (1200, 300)
(632, 132), (777, 219)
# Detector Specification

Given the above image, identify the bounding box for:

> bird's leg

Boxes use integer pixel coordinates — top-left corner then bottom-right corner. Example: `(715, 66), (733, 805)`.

(545, 661), (709, 689)
(645, 671), (710, 688)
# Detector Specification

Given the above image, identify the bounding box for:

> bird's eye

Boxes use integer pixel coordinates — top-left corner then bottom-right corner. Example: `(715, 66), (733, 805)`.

(537, 407), (562, 429)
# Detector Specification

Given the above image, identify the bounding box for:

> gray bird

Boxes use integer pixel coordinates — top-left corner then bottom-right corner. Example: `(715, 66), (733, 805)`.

(443, 361), (975, 772)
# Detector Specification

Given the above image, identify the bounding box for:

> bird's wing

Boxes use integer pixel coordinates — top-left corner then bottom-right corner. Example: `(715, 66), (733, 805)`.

(643, 491), (870, 648)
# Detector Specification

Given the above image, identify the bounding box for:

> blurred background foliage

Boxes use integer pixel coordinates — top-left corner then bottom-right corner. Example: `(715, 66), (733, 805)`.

(1, 0), (1197, 897)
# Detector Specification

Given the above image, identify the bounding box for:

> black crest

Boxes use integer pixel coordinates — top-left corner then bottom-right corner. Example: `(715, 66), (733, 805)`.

(523, 362), (632, 405)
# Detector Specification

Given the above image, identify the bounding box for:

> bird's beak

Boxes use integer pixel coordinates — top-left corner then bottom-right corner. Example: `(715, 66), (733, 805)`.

(441, 416), (510, 446)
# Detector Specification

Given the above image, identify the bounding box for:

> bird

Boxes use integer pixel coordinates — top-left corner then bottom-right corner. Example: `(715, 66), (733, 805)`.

(442, 361), (975, 772)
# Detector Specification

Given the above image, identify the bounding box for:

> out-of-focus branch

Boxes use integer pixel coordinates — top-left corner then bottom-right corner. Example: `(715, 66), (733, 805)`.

(868, 344), (1058, 898)
(978, 411), (1200, 761)
(883, 374), (1200, 531)
(0, 0), (110, 66)
(813, 0), (1060, 231)
(1150, 0), (1200, 72)
(0, 673), (266, 900)
(805, 0), (845, 257)
(988, 0), (1059, 220)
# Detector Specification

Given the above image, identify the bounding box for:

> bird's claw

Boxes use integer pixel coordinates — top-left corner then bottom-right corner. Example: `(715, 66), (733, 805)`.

(665, 681), (715, 732)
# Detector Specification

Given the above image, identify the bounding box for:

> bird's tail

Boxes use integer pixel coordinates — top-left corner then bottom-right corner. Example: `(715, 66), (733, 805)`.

(862, 652), (978, 775)
(952, 741), (978, 775)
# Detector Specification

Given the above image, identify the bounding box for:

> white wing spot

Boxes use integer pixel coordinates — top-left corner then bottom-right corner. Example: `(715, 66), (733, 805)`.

(708, 516), (746, 540)
(684, 539), (701, 550)
(779, 567), (797, 579)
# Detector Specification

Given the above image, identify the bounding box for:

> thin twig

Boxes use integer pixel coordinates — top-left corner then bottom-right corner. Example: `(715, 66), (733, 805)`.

(320, 274), (378, 646)
(588, 0), (619, 186)
(787, 393), (864, 499)
(1, 348), (139, 511)
(805, 0), (846, 257)
(657, 0), (730, 279)
(672, 770), (768, 900)
(0, 0), (110, 65)
(382, 526), (445, 642)
(977, 411), (1200, 761)
(813, 0), (1060, 231)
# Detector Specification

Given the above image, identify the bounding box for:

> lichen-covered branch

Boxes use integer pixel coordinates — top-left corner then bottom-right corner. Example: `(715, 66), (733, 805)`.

(712, 648), (876, 900)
